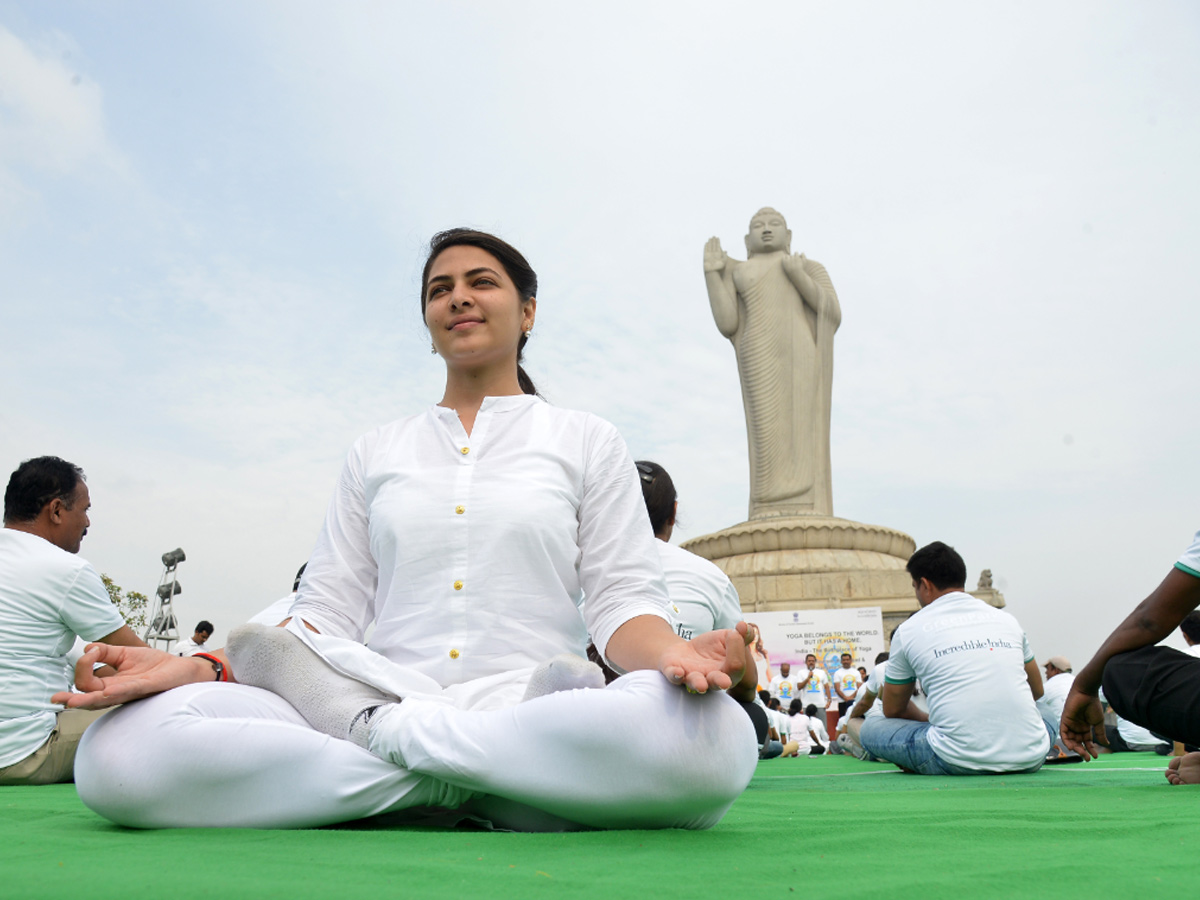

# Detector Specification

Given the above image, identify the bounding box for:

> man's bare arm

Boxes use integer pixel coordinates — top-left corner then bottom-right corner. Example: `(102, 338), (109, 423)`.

(1024, 659), (1044, 700)
(881, 681), (928, 722)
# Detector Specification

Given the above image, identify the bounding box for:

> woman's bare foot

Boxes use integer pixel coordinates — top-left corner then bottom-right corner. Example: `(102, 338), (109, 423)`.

(1165, 751), (1200, 785)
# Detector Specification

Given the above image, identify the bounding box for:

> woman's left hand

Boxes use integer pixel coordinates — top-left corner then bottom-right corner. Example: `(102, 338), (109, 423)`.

(660, 622), (751, 694)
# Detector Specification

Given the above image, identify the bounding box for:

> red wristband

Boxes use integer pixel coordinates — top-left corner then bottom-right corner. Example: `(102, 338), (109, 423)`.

(194, 653), (227, 682)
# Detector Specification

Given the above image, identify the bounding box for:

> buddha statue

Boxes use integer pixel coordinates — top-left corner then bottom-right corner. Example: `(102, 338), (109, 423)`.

(703, 208), (841, 519)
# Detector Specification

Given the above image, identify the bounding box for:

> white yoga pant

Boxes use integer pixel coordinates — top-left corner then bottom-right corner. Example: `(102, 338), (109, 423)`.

(75, 671), (757, 830)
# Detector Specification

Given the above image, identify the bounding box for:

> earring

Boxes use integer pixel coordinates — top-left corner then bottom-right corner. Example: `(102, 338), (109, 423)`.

(430, 342), (437, 354)
(524, 328), (533, 338)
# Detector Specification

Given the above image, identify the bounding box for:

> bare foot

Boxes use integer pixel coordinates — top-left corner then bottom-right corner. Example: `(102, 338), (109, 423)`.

(1165, 751), (1200, 785)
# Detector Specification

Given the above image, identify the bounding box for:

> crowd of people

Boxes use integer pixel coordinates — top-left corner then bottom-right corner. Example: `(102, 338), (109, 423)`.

(3, 227), (1199, 830)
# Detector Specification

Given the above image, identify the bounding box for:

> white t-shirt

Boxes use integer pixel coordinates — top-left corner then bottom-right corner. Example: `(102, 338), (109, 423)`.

(1036, 671), (1074, 727)
(789, 713), (813, 753)
(656, 541), (742, 641)
(832, 665), (862, 702)
(173, 636), (208, 657)
(885, 591), (1050, 772)
(809, 712), (828, 746)
(1176, 529), (1200, 579)
(0, 530), (126, 768)
(769, 707), (789, 738)
(1116, 715), (1163, 750)
(798, 667), (831, 708)
(769, 672), (801, 702)
(288, 396), (672, 702)
(861, 661), (889, 719)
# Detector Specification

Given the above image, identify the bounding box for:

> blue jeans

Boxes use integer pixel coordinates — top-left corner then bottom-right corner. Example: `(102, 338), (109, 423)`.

(859, 717), (1048, 775)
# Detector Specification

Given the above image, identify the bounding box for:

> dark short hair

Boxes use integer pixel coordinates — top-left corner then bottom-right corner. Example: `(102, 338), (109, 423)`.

(875, 651), (890, 664)
(788, 698), (804, 715)
(1181, 611), (1200, 644)
(421, 229), (539, 396)
(633, 460), (677, 537)
(805, 704), (820, 717)
(195, 621), (213, 635)
(906, 541), (967, 591)
(757, 689), (771, 705)
(3, 456), (85, 524)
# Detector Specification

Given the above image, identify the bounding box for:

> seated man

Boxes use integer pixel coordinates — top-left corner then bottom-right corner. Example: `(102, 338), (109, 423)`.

(838, 651), (890, 760)
(1037, 656), (1077, 757)
(860, 541), (1051, 775)
(174, 621), (214, 657)
(1060, 529), (1200, 782)
(0, 457), (146, 785)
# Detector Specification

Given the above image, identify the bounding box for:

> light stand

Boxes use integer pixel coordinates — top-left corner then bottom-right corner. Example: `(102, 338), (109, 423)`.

(144, 548), (185, 651)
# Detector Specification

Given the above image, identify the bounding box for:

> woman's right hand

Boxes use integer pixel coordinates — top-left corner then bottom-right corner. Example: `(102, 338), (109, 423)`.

(51, 644), (217, 709)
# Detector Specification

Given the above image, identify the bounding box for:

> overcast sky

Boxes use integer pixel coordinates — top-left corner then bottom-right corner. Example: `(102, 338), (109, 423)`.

(2, 1), (1198, 668)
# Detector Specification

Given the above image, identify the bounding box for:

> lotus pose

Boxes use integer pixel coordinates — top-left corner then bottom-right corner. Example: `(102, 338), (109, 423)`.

(58, 229), (757, 830)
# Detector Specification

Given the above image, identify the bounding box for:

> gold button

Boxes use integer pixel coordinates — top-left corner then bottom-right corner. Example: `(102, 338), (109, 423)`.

(449, 649), (460, 659)
(455, 505), (465, 515)
(453, 580), (464, 590)
(460, 446), (469, 455)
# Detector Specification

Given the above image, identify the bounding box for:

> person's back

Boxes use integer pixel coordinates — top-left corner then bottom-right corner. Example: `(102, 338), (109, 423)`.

(655, 541), (742, 641)
(860, 540), (1049, 775)
(890, 593), (1049, 771)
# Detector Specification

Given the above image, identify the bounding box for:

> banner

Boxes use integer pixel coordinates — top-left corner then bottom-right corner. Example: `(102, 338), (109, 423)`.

(746, 607), (885, 686)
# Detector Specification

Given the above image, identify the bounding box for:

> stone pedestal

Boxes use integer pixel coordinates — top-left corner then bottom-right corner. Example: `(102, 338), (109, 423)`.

(680, 516), (1003, 640)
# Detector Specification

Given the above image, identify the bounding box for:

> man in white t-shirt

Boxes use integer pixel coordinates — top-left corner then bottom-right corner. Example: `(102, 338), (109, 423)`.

(832, 653), (862, 716)
(0, 457), (146, 785)
(797, 653), (831, 711)
(859, 541), (1051, 775)
(174, 621), (214, 657)
(1036, 657), (1074, 736)
(1060, 532), (1200, 787)
(768, 662), (800, 703)
(1060, 529), (1200, 783)
(838, 652), (890, 760)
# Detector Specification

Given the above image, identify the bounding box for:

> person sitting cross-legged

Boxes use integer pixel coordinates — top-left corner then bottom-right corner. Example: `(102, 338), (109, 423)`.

(859, 541), (1052, 776)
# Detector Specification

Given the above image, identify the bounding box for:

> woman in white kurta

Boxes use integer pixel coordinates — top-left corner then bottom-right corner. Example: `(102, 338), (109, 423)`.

(60, 229), (757, 830)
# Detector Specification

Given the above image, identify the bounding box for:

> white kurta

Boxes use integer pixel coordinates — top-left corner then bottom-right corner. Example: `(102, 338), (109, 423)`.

(76, 396), (755, 830)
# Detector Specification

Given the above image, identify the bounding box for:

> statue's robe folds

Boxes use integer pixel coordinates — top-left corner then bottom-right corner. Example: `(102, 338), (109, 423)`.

(730, 255), (838, 519)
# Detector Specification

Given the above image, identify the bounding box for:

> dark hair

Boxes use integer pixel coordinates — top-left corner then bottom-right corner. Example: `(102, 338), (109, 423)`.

(788, 698), (804, 715)
(3, 456), (85, 524)
(633, 460), (677, 537)
(293, 562), (307, 593)
(805, 704), (819, 717)
(1181, 611), (1200, 644)
(195, 621), (213, 635)
(420, 228), (539, 396)
(906, 541), (967, 591)
(875, 651), (890, 665)
(768, 698), (781, 710)
(757, 689), (771, 705)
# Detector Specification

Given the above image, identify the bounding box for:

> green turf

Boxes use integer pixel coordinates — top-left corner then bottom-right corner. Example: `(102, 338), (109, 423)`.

(1, 754), (1195, 899)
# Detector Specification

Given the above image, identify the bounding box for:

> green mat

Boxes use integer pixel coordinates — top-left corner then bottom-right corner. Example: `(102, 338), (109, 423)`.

(2, 754), (1194, 899)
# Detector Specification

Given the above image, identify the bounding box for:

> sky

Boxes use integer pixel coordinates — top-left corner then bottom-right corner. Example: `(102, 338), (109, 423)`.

(1, 1), (1198, 669)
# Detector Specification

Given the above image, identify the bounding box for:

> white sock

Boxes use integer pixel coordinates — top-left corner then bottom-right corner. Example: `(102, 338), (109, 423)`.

(226, 624), (397, 749)
(521, 653), (607, 701)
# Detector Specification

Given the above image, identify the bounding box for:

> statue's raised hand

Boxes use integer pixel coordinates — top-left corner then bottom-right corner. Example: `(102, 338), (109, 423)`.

(703, 237), (727, 273)
(781, 251), (807, 281)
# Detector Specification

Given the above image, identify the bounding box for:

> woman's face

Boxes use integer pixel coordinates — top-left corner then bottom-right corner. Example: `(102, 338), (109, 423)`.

(425, 244), (535, 370)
